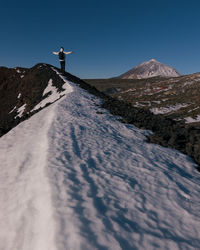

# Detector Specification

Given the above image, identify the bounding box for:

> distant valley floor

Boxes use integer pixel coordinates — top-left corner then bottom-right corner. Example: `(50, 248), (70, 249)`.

(85, 74), (200, 127)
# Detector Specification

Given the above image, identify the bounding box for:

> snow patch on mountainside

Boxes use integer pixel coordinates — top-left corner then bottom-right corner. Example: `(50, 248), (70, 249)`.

(151, 103), (189, 115)
(144, 85), (173, 95)
(31, 75), (69, 112)
(15, 104), (27, 118)
(185, 115), (200, 123)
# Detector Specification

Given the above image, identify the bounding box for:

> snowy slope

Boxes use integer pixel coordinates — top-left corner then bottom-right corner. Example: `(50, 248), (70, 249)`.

(120, 59), (181, 79)
(0, 73), (200, 250)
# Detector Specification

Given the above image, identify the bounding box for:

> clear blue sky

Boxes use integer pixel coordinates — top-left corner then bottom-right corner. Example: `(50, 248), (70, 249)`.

(1, 0), (200, 78)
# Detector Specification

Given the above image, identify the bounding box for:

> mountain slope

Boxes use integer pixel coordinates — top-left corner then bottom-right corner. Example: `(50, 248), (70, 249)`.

(0, 72), (200, 250)
(0, 64), (68, 136)
(119, 59), (181, 79)
(86, 73), (200, 126)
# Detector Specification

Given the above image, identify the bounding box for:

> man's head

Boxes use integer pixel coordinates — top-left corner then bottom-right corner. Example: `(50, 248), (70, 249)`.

(60, 47), (64, 52)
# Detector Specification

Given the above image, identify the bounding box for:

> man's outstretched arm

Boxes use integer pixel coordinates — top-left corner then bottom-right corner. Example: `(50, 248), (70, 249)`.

(63, 51), (74, 55)
(52, 51), (59, 55)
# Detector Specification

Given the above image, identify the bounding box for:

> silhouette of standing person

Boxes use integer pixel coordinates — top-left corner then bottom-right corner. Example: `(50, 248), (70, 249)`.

(52, 47), (73, 72)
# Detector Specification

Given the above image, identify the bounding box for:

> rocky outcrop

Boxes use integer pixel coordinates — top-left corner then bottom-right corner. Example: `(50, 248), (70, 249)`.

(0, 63), (66, 136)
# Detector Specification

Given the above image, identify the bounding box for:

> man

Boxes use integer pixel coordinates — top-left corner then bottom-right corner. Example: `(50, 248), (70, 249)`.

(52, 47), (73, 72)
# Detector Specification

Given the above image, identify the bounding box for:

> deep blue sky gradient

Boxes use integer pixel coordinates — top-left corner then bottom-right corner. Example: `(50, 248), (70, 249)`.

(1, 0), (200, 78)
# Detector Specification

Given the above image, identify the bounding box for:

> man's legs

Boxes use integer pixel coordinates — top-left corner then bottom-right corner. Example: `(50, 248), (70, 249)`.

(60, 60), (65, 72)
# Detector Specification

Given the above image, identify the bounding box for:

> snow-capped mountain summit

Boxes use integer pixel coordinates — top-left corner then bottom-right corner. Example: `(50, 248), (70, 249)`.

(119, 59), (181, 79)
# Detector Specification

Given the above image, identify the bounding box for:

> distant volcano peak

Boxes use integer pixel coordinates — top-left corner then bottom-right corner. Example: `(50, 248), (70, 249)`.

(148, 58), (157, 62)
(119, 59), (181, 79)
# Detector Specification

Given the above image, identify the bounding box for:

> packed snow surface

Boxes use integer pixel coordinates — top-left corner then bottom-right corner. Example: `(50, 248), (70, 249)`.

(0, 73), (200, 250)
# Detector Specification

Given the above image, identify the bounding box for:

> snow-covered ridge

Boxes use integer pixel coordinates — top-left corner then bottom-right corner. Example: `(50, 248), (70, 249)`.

(0, 71), (200, 249)
(0, 74), (73, 250)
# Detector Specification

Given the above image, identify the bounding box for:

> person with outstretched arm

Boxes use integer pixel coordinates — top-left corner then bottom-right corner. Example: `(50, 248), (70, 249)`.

(52, 47), (73, 72)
